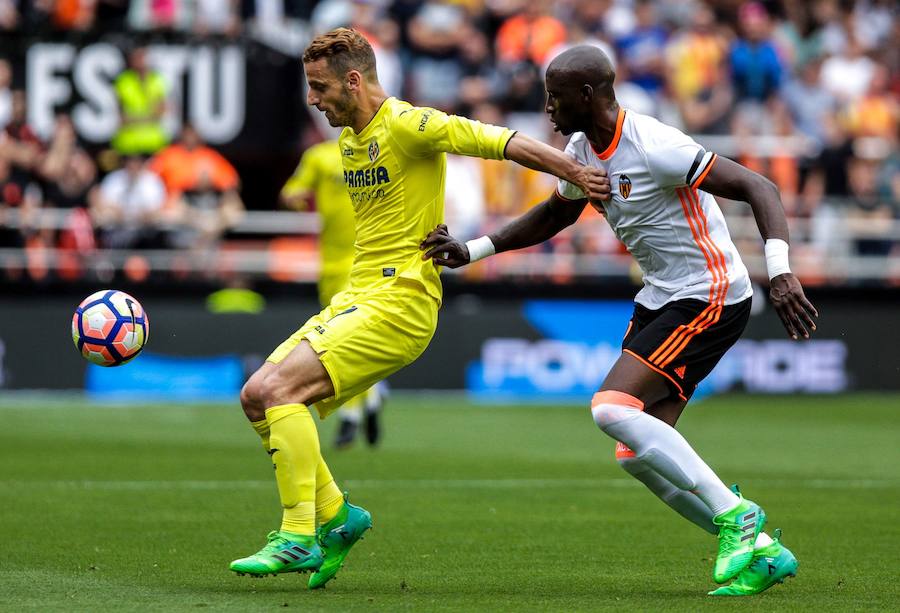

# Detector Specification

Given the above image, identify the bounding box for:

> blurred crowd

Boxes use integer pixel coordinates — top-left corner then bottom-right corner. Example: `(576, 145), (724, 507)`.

(0, 45), (246, 282)
(0, 0), (898, 285)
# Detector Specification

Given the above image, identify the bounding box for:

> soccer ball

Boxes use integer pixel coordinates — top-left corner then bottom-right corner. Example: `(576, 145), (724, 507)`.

(72, 290), (149, 367)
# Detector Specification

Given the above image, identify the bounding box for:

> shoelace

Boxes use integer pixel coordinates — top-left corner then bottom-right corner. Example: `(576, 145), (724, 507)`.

(260, 530), (290, 553)
(718, 521), (745, 555)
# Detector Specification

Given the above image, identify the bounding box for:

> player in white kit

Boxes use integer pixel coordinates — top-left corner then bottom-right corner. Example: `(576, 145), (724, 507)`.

(421, 46), (818, 596)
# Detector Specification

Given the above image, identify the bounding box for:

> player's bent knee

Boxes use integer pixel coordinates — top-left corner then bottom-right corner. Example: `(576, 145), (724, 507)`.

(590, 390), (645, 430)
(259, 365), (331, 409)
(239, 379), (266, 421)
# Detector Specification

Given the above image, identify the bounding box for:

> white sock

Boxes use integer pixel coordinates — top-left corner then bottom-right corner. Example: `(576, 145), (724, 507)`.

(592, 392), (740, 516)
(364, 384), (383, 414)
(617, 452), (717, 534)
(755, 531), (774, 549)
(337, 401), (362, 424)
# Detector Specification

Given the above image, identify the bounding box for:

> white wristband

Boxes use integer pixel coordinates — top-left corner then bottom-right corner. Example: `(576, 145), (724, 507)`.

(465, 235), (496, 263)
(764, 238), (791, 280)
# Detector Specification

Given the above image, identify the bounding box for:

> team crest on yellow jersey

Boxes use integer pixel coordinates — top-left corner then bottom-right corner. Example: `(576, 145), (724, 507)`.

(368, 140), (380, 162)
(619, 174), (632, 199)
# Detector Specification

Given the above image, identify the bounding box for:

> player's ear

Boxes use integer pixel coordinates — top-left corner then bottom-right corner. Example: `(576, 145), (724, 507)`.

(346, 70), (362, 92)
(580, 84), (593, 103)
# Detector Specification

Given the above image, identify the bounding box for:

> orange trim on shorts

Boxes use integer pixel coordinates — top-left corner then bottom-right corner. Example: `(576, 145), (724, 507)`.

(615, 441), (636, 459)
(657, 304), (723, 368)
(622, 349), (688, 401)
(591, 390), (645, 411)
(590, 108), (626, 160)
(622, 319), (633, 341)
(648, 302), (716, 366)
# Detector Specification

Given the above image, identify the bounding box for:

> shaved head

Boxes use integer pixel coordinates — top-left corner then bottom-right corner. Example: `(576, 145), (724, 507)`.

(543, 45), (617, 136)
(546, 45), (616, 95)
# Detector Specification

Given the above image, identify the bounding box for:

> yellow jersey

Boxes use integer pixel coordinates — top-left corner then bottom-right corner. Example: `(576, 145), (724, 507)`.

(282, 140), (356, 302)
(339, 97), (515, 305)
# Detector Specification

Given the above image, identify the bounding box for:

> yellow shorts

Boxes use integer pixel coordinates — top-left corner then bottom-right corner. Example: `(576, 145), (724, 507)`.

(267, 279), (438, 418)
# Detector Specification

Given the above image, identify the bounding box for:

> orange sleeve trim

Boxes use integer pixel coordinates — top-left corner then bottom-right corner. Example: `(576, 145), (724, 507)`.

(592, 390), (645, 410)
(690, 153), (717, 189)
(590, 108), (626, 161)
(622, 349), (688, 401)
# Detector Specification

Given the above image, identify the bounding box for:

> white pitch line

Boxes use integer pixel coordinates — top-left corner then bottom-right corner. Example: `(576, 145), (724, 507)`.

(1, 477), (897, 490)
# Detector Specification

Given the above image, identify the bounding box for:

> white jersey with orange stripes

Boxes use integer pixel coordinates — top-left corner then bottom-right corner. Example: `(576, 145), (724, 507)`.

(557, 108), (753, 310)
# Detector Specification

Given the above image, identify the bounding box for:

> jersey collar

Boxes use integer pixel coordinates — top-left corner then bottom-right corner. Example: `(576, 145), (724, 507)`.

(590, 108), (626, 161)
(354, 97), (393, 139)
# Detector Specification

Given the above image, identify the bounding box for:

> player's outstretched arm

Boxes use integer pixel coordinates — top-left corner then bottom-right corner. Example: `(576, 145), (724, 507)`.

(701, 156), (818, 340)
(504, 133), (611, 204)
(398, 108), (611, 203)
(421, 192), (587, 268)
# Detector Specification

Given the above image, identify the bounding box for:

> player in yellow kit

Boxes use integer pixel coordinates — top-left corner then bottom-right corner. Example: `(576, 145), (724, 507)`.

(281, 140), (386, 449)
(230, 27), (610, 589)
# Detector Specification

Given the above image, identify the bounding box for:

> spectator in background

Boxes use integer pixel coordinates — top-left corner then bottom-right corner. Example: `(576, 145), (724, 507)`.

(112, 47), (169, 157)
(127, 0), (191, 31)
(665, 3), (733, 133)
(775, 1), (826, 72)
(315, 0), (404, 97)
(1, 90), (44, 197)
(0, 152), (42, 251)
(820, 33), (876, 103)
(40, 114), (97, 211)
(89, 155), (167, 249)
(729, 2), (783, 105)
(149, 124), (244, 251)
(356, 2), (403, 98)
(782, 58), (837, 148)
(843, 65), (898, 141)
(457, 25), (503, 111)
(849, 0), (894, 53)
(615, 0), (667, 96)
(50, 0), (97, 30)
(406, 0), (468, 108)
(495, 0), (567, 67)
(0, 91), (50, 277)
(0, 58), (12, 129)
(193, 0), (240, 36)
(845, 155), (895, 258)
(0, 0), (16, 30)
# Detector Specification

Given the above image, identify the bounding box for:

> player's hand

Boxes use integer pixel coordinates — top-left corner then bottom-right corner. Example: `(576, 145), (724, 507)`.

(420, 224), (470, 268)
(770, 273), (818, 340)
(575, 165), (611, 203)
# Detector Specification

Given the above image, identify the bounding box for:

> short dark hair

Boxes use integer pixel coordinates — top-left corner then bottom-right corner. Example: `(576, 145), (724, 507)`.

(302, 28), (377, 81)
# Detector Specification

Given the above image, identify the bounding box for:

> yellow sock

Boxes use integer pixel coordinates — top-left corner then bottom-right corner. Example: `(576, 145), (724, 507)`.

(315, 451), (345, 525)
(266, 404), (318, 536)
(251, 419), (270, 453)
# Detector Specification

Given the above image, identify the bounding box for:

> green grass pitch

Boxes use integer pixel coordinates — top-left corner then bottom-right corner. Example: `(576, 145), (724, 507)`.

(1, 393), (898, 612)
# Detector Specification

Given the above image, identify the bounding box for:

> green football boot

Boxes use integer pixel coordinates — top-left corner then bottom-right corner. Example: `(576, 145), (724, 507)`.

(230, 531), (323, 577)
(308, 496), (373, 590)
(712, 487), (767, 583)
(709, 529), (798, 596)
